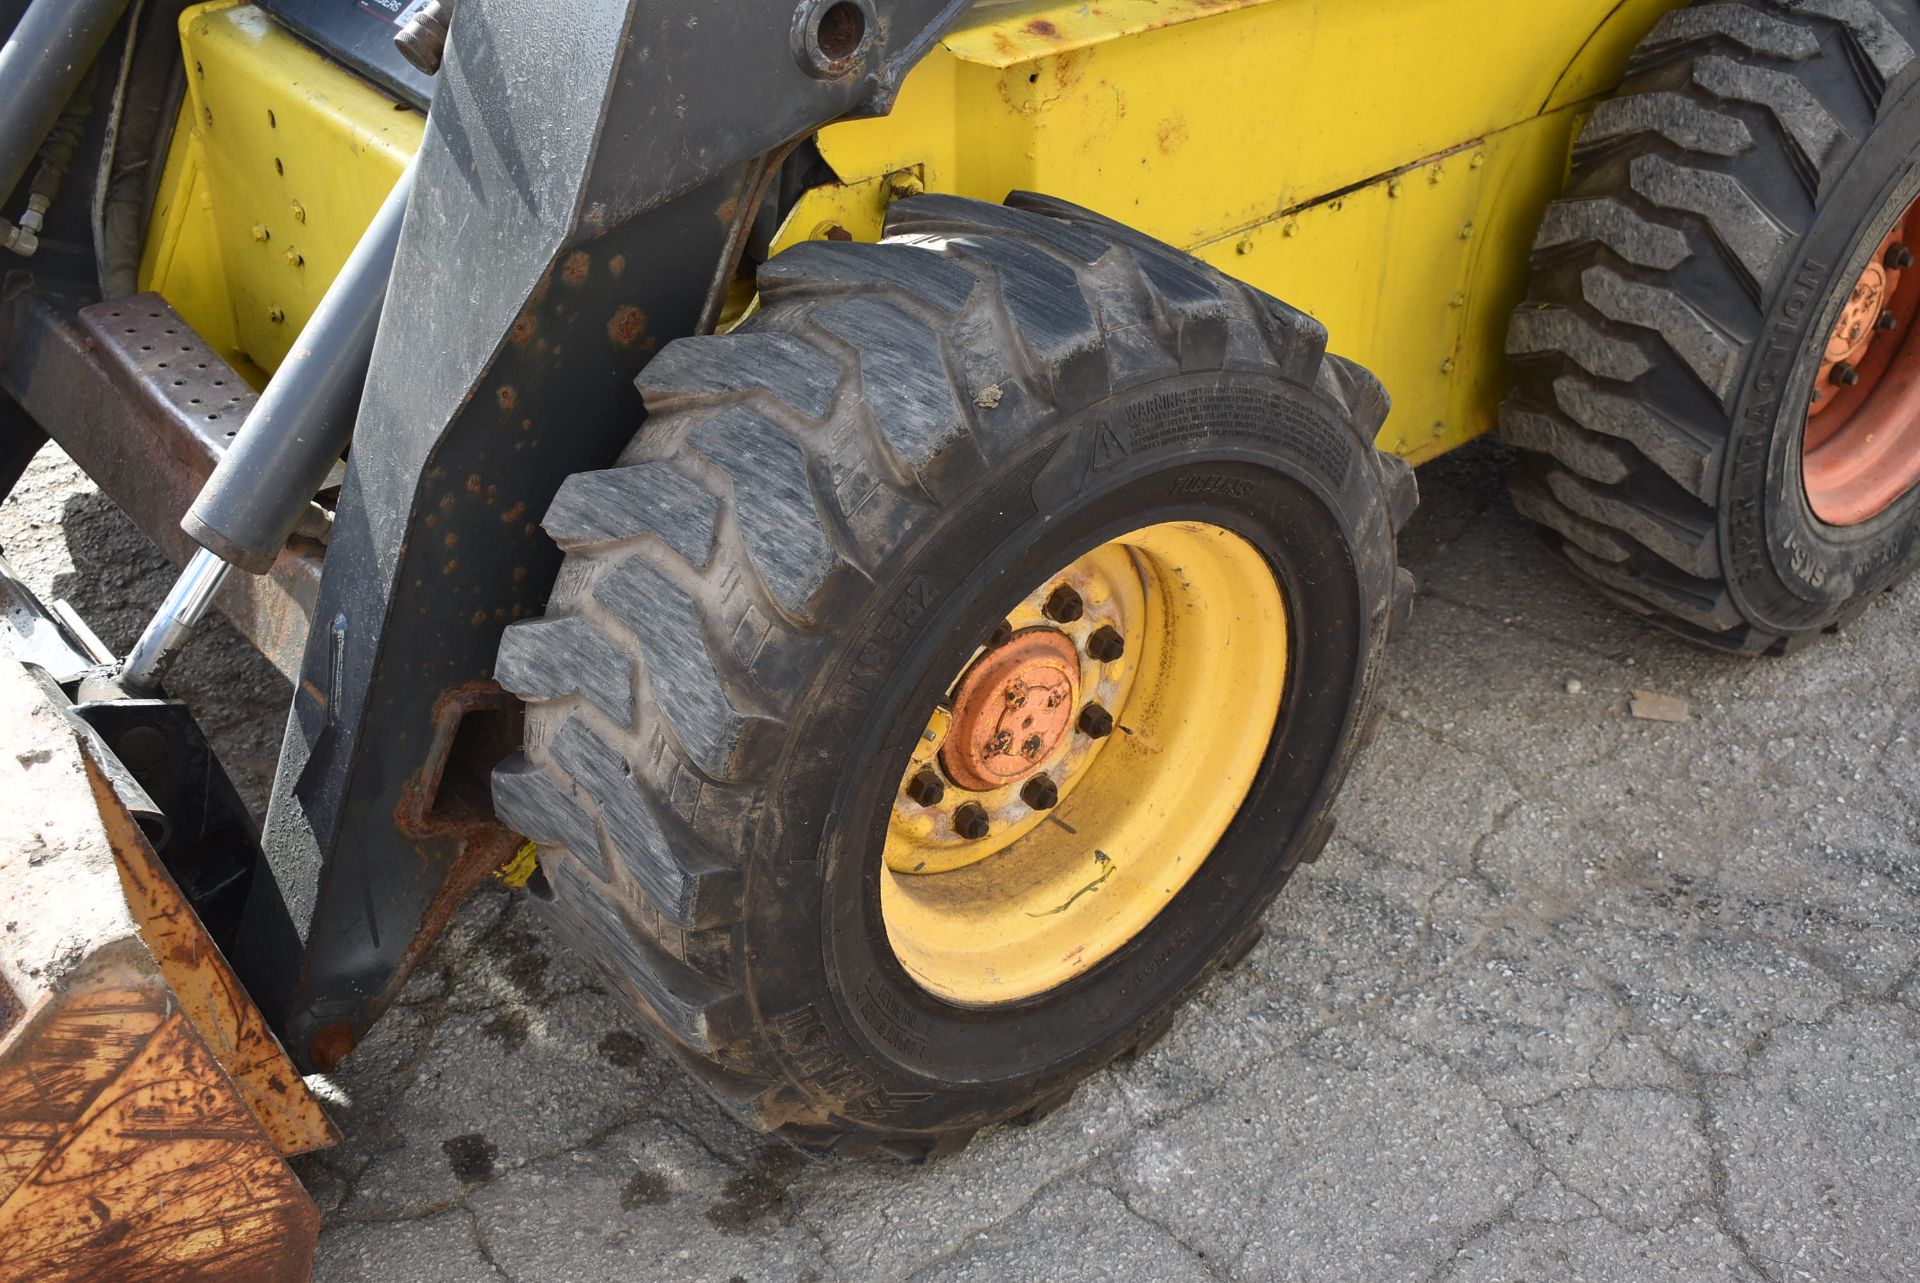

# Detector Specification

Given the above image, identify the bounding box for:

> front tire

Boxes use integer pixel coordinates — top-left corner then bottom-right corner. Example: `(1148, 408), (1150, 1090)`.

(492, 193), (1414, 1155)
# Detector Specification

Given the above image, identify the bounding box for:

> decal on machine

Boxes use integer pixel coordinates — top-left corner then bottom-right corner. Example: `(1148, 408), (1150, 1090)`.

(358, 0), (433, 25)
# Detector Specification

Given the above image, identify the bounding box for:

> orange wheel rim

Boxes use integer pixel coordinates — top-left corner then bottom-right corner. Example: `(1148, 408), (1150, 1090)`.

(1802, 193), (1920, 525)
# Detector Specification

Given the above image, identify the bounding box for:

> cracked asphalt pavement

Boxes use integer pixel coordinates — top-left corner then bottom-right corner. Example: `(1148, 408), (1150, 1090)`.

(4, 439), (1917, 1282)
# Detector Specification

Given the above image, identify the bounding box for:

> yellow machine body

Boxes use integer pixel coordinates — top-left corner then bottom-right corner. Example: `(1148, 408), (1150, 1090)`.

(788, 0), (1682, 462)
(142, 0), (1680, 456)
(140, 0), (422, 384)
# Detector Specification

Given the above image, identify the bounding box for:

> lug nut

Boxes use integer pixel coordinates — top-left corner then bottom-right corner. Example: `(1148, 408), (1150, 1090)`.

(954, 802), (990, 840)
(1020, 734), (1045, 759)
(1887, 243), (1914, 270)
(1021, 774), (1059, 810)
(1833, 361), (1861, 386)
(1086, 625), (1125, 662)
(1078, 703), (1114, 738)
(1879, 309), (1900, 332)
(905, 769), (945, 807)
(1044, 584), (1084, 623)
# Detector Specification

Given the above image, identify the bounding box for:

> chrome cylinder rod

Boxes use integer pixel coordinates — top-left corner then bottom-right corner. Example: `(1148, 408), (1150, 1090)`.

(118, 547), (231, 695)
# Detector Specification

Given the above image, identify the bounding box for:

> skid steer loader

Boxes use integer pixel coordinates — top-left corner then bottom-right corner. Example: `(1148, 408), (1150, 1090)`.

(4, 0), (1919, 1273)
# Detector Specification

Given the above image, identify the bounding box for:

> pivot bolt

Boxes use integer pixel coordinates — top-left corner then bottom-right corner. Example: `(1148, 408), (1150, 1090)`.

(884, 168), (925, 202)
(1833, 361), (1861, 386)
(1086, 625), (1126, 662)
(1887, 243), (1915, 270)
(904, 769), (945, 807)
(1021, 774), (1059, 810)
(954, 802), (990, 840)
(1879, 309), (1900, 332)
(1078, 703), (1115, 738)
(1044, 584), (1084, 623)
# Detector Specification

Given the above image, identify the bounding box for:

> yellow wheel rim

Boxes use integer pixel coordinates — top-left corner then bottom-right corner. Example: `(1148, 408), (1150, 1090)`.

(881, 520), (1288, 1005)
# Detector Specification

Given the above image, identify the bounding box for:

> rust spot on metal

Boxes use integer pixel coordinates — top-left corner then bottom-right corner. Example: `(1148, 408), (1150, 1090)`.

(510, 313), (537, 346)
(500, 500), (526, 524)
(562, 251), (591, 286)
(1157, 115), (1189, 155)
(307, 1023), (355, 1072)
(390, 682), (527, 1018)
(443, 531), (459, 548)
(465, 474), (484, 495)
(608, 305), (650, 350)
(471, 610), (488, 626)
(496, 385), (518, 412)
(443, 558), (459, 576)
(608, 254), (626, 277)
(943, 629), (1079, 791)
(716, 195), (742, 226)
(1025, 17), (1060, 37)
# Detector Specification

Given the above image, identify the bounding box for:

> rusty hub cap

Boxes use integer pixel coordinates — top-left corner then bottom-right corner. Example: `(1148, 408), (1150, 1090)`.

(1803, 195), (1920, 525)
(941, 629), (1080, 791)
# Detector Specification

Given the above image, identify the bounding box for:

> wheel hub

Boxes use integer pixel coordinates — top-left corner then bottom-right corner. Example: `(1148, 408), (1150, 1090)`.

(878, 521), (1289, 1006)
(942, 630), (1079, 791)
(1822, 260), (1888, 369)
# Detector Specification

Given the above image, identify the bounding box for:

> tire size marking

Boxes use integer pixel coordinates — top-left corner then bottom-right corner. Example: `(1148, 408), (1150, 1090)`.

(854, 976), (932, 1058)
(1172, 474), (1257, 501)
(1115, 922), (1195, 1000)
(844, 575), (936, 697)
(1116, 386), (1353, 489)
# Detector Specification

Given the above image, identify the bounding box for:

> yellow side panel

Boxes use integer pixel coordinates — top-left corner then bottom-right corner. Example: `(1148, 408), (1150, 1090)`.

(807, 0), (1684, 461)
(140, 2), (423, 381)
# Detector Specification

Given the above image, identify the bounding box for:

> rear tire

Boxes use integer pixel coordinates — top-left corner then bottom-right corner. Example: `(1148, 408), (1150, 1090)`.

(492, 193), (1414, 1155)
(1501, 0), (1920, 652)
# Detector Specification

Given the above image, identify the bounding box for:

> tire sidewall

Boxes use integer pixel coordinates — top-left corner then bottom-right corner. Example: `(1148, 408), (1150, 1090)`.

(740, 371), (1392, 1133)
(1727, 76), (1920, 630)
